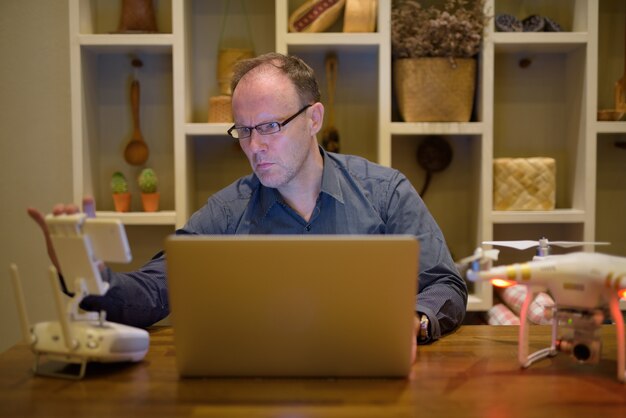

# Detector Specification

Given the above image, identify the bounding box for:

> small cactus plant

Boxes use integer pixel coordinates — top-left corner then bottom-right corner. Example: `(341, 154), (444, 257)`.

(111, 171), (129, 194)
(111, 171), (131, 212)
(138, 168), (158, 194)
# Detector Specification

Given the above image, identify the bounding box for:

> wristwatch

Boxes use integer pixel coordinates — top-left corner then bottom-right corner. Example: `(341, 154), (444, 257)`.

(418, 313), (430, 342)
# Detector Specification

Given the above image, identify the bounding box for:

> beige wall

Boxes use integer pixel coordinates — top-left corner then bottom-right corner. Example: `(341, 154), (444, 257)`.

(0, 1), (72, 353)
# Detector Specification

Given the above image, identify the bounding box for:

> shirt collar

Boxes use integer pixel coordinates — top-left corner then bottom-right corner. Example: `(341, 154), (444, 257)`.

(319, 146), (345, 204)
(254, 146), (346, 218)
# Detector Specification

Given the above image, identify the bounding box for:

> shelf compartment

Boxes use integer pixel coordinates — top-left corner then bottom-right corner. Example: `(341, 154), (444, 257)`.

(391, 134), (481, 262)
(184, 0), (276, 124)
(78, 50), (175, 214)
(493, 45), (587, 211)
(595, 134), (626, 257)
(75, 0), (173, 35)
(186, 135), (251, 219)
(391, 134), (485, 310)
(285, 47), (379, 162)
(493, 0), (589, 33)
(597, 0), (626, 117)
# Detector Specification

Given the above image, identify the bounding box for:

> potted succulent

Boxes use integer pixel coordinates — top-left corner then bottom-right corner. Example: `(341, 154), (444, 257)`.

(111, 171), (131, 212)
(391, 0), (489, 122)
(138, 168), (159, 212)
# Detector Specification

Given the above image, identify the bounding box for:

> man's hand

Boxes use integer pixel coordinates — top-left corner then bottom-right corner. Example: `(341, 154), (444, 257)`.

(26, 196), (97, 274)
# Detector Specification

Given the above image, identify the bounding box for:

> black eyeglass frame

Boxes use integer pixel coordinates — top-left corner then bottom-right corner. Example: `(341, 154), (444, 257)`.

(227, 104), (313, 140)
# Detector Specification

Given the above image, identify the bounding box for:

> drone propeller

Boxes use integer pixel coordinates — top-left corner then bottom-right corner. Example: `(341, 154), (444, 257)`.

(482, 239), (610, 251)
(458, 248), (500, 265)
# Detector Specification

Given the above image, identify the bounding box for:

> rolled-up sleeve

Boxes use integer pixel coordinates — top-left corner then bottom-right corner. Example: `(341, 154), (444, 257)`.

(80, 251), (170, 328)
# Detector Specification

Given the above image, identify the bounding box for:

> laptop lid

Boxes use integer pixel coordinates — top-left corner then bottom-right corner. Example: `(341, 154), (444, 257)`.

(165, 235), (418, 378)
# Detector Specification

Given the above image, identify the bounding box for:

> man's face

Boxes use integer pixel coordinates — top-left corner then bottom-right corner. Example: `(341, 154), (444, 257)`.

(231, 68), (315, 191)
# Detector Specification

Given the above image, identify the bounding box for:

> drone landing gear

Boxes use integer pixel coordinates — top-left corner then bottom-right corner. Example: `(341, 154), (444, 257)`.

(518, 290), (626, 382)
(33, 352), (88, 380)
(522, 347), (557, 369)
(608, 294), (626, 383)
(519, 289), (558, 368)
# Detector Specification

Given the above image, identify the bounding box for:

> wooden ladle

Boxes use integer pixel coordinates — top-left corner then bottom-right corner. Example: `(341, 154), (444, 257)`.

(124, 79), (149, 165)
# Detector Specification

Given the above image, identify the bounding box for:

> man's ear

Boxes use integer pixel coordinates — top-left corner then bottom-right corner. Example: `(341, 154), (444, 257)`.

(309, 102), (324, 136)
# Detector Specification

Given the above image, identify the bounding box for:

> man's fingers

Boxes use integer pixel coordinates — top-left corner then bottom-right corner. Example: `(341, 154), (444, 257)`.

(26, 207), (61, 272)
(52, 204), (66, 216)
(65, 203), (80, 214)
(26, 207), (47, 231)
(51, 203), (82, 216)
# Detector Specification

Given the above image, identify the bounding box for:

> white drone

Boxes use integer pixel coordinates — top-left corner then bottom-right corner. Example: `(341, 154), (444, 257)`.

(466, 238), (626, 382)
(9, 213), (149, 379)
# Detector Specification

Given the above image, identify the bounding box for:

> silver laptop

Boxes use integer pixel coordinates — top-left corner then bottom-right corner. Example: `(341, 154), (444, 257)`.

(165, 235), (418, 378)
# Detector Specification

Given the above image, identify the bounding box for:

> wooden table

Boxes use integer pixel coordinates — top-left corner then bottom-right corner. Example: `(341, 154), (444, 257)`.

(1, 325), (625, 417)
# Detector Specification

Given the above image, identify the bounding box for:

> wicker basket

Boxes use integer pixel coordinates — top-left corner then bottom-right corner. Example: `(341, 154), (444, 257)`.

(217, 48), (254, 95)
(208, 95), (233, 123)
(343, 0), (377, 33)
(394, 57), (476, 122)
(493, 157), (556, 211)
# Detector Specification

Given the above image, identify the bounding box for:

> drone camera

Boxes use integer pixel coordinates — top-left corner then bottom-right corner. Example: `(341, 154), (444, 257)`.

(556, 337), (602, 363)
(573, 343), (592, 362)
(555, 309), (604, 364)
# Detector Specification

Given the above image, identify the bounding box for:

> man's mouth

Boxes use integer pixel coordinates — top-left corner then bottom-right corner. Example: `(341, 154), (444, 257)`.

(255, 161), (273, 171)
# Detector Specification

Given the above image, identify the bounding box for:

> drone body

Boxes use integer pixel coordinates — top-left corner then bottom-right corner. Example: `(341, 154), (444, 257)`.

(465, 240), (626, 382)
(467, 252), (626, 309)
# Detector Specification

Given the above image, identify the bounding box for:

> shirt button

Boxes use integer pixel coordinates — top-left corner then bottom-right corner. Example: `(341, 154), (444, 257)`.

(305, 225), (311, 232)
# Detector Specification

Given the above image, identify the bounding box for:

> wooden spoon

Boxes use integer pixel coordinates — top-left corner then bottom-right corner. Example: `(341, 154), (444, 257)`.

(124, 79), (149, 165)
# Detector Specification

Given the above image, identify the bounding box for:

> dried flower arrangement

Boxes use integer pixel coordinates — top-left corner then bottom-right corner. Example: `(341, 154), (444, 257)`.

(391, 0), (488, 61)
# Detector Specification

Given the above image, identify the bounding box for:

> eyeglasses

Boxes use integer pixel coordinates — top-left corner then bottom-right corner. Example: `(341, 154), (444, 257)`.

(227, 104), (312, 140)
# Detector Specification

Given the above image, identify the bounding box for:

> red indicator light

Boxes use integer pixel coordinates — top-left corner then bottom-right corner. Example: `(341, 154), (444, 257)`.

(490, 278), (516, 288)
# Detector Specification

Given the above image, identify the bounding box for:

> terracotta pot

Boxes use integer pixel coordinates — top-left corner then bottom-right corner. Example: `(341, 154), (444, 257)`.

(112, 192), (131, 212)
(394, 57), (476, 122)
(141, 192), (160, 212)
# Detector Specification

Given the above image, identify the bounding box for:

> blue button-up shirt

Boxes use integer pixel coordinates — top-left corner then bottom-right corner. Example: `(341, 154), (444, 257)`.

(85, 148), (467, 341)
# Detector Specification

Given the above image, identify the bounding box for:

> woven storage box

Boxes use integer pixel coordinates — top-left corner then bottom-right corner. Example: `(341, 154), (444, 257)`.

(493, 157), (556, 211)
(208, 95), (233, 123)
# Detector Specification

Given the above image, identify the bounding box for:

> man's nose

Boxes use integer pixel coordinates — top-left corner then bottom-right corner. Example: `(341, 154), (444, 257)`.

(247, 129), (268, 152)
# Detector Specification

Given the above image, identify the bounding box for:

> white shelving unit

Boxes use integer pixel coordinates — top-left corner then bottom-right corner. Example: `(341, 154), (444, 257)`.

(69, 0), (626, 310)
